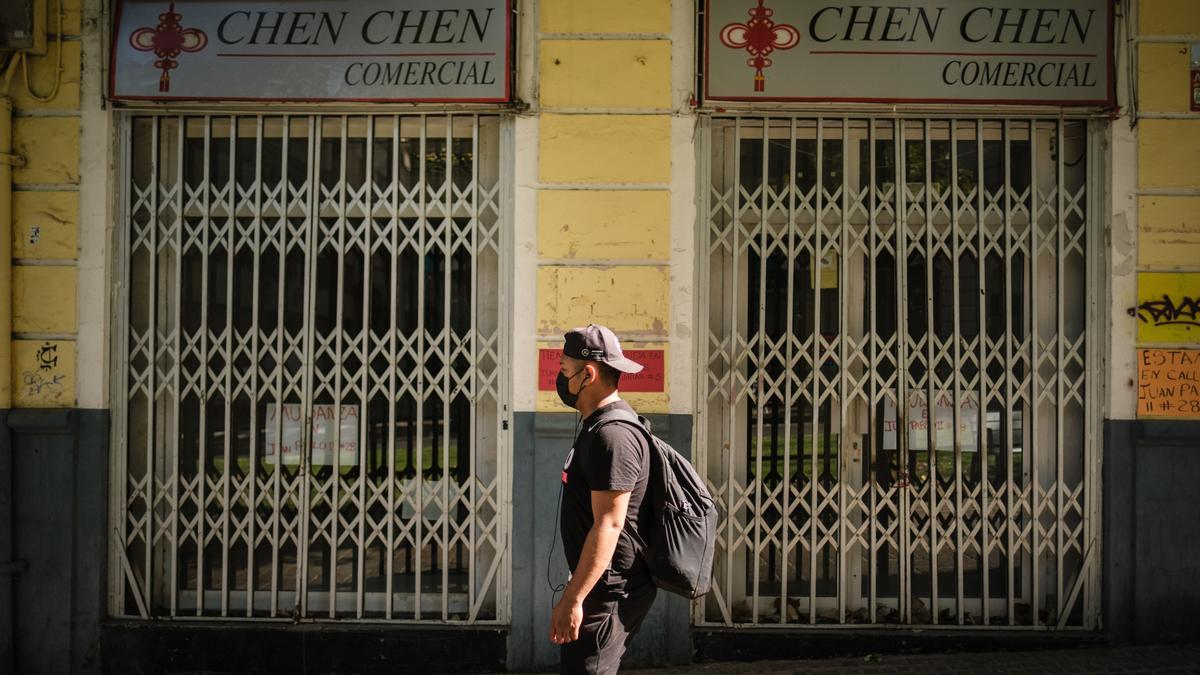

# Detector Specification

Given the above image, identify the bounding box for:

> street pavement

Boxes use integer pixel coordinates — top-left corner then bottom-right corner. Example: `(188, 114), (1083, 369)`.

(619, 643), (1200, 674)
(502, 643), (1200, 674)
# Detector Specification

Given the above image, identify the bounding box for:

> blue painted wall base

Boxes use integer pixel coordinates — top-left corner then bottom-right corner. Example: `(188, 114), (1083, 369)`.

(507, 410), (694, 671)
(1, 409), (109, 675)
(1103, 418), (1200, 643)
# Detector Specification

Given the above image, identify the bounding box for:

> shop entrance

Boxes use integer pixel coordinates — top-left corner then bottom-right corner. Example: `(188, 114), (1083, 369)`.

(112, 114), (508, 623)
(698, 117), (1098, 628)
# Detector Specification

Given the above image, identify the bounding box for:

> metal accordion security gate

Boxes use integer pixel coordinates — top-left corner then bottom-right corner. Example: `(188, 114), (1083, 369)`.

(698, 116), (1100, 629)
(112, 113), (508, 623)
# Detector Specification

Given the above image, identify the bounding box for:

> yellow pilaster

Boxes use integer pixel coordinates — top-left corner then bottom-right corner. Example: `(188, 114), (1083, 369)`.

(1135, 0), (1200, 420)
(0, 98), (11, 408)
(5, 0), (84, 409)
(534, 1), (676, 413)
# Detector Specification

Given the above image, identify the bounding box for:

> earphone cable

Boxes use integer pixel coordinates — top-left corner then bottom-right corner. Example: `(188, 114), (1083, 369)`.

(546, 413), (582, 605)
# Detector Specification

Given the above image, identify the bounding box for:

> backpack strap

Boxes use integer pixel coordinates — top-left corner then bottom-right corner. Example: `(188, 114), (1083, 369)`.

(583, 407), (655, 555)
(586, 407), (645, 435)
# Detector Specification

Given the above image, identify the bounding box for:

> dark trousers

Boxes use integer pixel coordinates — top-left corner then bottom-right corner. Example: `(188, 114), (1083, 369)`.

(560, 581), (657, 674)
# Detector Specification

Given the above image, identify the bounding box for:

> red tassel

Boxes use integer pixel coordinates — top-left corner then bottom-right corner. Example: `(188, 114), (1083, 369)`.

(754, 71), (764, 92)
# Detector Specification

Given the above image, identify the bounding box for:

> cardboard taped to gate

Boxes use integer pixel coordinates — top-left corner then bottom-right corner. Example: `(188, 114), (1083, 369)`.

(1137, 348), (1200, 419)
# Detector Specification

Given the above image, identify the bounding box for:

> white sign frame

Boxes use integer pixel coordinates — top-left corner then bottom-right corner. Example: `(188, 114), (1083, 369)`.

(704, 0), (1114, 106)
(111, 0), (511, 103)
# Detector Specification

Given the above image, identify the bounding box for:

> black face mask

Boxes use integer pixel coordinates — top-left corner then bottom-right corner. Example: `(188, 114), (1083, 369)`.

(555, 368), (587, 409)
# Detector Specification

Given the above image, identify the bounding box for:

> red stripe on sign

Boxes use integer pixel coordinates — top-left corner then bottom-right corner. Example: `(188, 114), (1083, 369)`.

(538, 348), (665, 393)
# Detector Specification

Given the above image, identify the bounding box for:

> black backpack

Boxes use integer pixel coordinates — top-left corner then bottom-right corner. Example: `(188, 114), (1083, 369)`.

(589, 409), (717, 599)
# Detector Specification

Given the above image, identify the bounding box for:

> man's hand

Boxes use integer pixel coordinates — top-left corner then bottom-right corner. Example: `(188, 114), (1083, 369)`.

(549, 597), (583, 644)
(549, 489), (629, 645)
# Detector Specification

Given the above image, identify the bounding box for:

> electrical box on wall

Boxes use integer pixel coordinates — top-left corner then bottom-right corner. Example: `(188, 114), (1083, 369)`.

(0, 0), (47, 55)
(1191, 44), (1200, 113)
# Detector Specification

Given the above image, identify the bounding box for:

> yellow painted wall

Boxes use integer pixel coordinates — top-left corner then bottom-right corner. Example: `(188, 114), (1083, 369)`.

(13, 191), (78, 260)
(540, 115), (671, 184)
(1140, 0), (1200, 36)
(6, 0), (82, 408)
(540, 0), (671, 34)
(12, 266), (76, 333)
(538, 190), (670, 260)
(537, 266), (669, 338)
(534, 1), (675, 413)
(540, 40), (672, 109)
(1138, 120), (1200, 190)
(1137, 2), (1200, 272)
(1134, 1), (1200, 419)
(1138, 43), (1190, 113)
(13, 117), (80, 185)
(9, 41), (81, 111)
(1139, 196), (1200, 268)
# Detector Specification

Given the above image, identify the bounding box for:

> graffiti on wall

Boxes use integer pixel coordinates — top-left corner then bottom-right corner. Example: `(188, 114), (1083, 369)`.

(24, 342), (66, 398)
(15, 340), (71, 406)
(1131, 272), (1200, 343)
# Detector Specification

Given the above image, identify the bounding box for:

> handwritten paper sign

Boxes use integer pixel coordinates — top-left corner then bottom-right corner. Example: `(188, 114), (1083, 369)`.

(538, 348), (665, 393)
(265, 403), (360, 466)
(1137, 349), (1200, 419)
(883, 390), (980, 452)
(1132, 272), (1200, 343)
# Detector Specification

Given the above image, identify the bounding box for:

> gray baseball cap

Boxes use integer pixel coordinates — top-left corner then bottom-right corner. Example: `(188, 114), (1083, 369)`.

(562, 324), (644, 374)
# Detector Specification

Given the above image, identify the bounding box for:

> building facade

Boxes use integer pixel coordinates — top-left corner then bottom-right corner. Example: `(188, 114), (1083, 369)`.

(1, 0), (1199, 673)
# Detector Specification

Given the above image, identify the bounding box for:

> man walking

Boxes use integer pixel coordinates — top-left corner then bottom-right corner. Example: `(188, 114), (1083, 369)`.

(550, 324), (657, 675)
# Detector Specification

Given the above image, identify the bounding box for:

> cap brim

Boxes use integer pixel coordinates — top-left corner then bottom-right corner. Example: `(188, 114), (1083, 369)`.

(607, 356), (644, 374)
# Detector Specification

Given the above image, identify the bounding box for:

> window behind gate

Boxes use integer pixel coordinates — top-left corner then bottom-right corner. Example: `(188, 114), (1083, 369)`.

(113, 114), (507, 623)
(699, 117), (1096, 628)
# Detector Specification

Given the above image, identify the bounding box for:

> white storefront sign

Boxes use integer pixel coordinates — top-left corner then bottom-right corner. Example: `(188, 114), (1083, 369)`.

(111, 0), (509, 102)
(265, 403), (360, 467)
(705, 0), (1112, 105)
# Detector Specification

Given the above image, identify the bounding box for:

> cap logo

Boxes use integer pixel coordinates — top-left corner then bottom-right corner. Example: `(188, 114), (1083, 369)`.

(581, 348), (590, 356)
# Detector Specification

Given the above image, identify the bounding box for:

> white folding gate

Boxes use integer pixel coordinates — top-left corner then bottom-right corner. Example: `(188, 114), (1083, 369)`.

(112, 114), (509, 623)
(698, 116), (1100, 628)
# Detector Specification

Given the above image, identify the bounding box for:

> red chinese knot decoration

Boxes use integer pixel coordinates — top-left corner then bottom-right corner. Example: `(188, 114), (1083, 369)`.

(719, 0), (800, 92)
(129, 3), (208, 93)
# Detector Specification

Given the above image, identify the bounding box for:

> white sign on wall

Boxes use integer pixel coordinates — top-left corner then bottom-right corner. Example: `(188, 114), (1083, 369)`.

(265, 403), (360, 467)
(705, 0), (1112, 105)
(111, 0), (510, 102)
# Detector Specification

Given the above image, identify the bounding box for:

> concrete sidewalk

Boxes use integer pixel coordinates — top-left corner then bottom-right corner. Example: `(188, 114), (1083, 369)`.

(504, 643), (1200, 674)
(624, 643), (1200, 674)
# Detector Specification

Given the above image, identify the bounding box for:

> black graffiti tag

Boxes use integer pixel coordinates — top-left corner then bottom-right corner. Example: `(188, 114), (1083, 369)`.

(1129, 294), (1200, 329)
(23, 371), (65, 396)
(37, 342), (59, 371)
